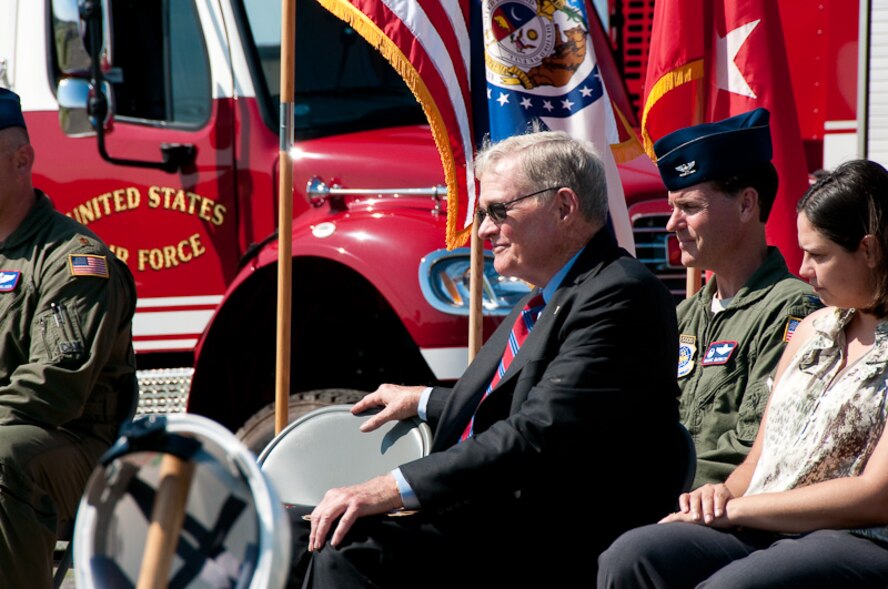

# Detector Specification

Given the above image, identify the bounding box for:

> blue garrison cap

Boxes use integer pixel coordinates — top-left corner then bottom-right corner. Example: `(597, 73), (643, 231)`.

(0, 88), (26, 132)
(654, 108), (772, 191)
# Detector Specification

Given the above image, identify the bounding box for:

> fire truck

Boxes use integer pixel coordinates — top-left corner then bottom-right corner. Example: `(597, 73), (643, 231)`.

(1, 0), (669, 451)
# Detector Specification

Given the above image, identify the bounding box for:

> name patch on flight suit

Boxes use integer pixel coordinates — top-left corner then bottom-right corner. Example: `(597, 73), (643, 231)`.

(677, 334), (697, 378)
(0, 271), (21, 292)
(700, 340), (738, 366)
(783, 316), (803, 342)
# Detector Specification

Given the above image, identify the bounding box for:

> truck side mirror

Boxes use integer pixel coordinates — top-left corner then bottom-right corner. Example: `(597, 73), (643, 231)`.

(57, 78), (113, 137)
(52, 0), (117, 137)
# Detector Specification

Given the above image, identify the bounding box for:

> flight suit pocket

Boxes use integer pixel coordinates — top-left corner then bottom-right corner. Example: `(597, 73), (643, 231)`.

(38, 303), (86, 364)
(695, 364), (745, 409)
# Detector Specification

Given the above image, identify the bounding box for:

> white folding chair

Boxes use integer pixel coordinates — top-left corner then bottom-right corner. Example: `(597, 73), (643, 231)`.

(257, 405), (432, 506)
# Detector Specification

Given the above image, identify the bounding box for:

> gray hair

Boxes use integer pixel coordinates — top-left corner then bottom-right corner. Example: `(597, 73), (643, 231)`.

(475, 129), (609, 224)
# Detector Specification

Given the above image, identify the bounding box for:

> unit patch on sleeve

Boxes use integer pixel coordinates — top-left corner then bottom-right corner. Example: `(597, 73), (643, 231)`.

(700, 340), (738, 366)
(68, 254), (109, 278)
(0, 270), (21, 292)
(783, 316), (803, 342)
(677, 334), (697, 378)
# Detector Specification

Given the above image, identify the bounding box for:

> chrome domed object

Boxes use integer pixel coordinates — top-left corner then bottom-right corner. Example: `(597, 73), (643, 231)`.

(73, 413), (290, 588)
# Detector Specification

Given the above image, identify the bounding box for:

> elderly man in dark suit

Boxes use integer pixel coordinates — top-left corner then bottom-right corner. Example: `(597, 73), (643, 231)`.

(288, 130), (685, 587)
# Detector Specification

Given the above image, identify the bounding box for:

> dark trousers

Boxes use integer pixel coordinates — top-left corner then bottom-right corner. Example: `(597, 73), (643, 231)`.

(0, 424), (111, 589)
(287, 503), (600, 589)
(598, 522), (888, 589)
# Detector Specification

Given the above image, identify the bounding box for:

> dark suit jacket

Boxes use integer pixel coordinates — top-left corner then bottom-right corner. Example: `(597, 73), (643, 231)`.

(400, 228), (684, 558)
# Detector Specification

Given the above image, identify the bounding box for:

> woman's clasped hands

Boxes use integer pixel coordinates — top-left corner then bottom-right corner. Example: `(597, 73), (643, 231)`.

(660, 483), (736, 527)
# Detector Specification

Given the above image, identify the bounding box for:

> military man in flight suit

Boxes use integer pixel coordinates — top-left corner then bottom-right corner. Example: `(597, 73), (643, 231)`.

(0, 88), (136, 587)
(654, 108), (821, 487)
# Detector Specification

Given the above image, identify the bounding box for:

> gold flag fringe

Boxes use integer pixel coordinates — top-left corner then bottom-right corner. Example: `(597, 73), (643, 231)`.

(610, 100), (645, 164)
(640, 58), (705, 160)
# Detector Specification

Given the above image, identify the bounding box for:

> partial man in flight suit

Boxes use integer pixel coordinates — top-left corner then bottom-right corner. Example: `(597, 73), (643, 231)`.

(0, 88), (137, 588)
(654, 108), (821, 487)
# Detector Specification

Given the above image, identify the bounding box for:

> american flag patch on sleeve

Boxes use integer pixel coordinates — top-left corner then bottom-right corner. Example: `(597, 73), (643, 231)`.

(68, 254), (109, 278)
(783, 316), (803, 342)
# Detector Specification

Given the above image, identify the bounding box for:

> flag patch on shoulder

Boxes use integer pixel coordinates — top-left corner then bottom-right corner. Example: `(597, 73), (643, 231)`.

(68, 254), (109, 278)
(783, 316), (802, 342)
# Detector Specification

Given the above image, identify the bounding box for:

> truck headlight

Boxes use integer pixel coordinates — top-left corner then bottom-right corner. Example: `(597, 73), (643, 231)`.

(419, 248), (531, 316)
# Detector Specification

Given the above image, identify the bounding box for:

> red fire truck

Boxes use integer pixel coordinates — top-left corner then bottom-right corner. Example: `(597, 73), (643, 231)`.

(3, 0), (669, 451)
(6, 0), (877, 451)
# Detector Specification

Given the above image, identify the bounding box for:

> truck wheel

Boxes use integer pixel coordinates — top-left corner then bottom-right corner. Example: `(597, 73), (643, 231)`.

(235, 389), (367, 456)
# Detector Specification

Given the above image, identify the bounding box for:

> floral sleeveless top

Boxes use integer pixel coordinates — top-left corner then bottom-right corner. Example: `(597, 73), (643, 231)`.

(745, 308), (888, 541)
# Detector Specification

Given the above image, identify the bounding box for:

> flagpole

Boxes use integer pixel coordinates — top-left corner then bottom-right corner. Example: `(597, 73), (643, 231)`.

(276, 0), (297, 435)
(468, 216), (483, 362)
(134, 6), (298, 582)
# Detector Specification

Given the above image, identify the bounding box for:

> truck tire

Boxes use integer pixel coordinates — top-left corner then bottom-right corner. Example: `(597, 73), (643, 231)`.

(236, 389), (367, 456)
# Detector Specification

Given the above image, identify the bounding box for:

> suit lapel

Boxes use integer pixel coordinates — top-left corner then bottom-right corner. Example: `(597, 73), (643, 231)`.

(430, 289), (536, 448)
(432, 229), (621, 449)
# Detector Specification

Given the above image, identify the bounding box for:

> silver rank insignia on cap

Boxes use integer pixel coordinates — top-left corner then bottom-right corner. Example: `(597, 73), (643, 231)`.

(677, 334), (697, 378)
(675, 161), (697, 177)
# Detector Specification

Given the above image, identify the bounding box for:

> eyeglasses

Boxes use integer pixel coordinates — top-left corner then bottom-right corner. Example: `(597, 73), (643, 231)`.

(476, 187), (560, 224)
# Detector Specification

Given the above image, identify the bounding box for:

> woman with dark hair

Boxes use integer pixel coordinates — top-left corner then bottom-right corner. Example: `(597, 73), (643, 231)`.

(598, 159), (888, 588)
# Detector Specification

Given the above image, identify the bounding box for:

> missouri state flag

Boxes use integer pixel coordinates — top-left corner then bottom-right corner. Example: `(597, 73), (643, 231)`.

(478, 0), (635, 252)
(642, 0), (808, 272)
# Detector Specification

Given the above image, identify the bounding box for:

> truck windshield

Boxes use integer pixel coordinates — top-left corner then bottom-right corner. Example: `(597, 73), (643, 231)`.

(241, 0), (425, 138)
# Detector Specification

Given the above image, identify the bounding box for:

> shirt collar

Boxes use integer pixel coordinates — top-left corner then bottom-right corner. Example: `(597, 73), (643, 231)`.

(698, 247), (793, 310)
(542, 247), (583, 304)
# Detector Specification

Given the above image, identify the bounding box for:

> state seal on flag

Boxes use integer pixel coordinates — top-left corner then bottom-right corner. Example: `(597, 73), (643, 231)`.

(483, 0), (592, 91)
(485, 0), (557, 70)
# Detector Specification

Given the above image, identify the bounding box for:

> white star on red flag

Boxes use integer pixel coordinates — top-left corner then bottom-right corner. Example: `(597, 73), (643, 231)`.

(715, 19), (760, 99)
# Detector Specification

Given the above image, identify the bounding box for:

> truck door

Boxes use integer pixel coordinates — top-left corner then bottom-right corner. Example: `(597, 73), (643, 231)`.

(36, 0), (239, 355)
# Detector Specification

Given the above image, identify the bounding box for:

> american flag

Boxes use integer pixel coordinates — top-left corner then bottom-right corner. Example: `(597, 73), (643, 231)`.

(315, 0), (475, 250)
(69, 254), (109, 278)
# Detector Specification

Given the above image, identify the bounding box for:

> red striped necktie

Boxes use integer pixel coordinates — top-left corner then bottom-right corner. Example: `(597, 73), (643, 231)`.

(460, 293), (546, 441)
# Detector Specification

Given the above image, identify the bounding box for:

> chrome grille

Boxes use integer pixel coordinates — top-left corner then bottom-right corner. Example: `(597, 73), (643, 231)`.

(136, 367), (193, 415)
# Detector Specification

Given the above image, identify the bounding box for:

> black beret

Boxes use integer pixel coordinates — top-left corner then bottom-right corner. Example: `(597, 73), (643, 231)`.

(654, 108), (772, 191)
(0, 88), (26, 132)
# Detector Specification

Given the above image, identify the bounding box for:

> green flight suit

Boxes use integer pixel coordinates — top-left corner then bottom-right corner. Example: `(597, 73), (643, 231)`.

(0, 192), (136, 588)
(677, 247), (820, 488)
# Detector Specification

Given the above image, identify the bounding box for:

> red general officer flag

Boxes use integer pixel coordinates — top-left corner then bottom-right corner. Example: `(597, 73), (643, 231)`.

(316, 0), (475, 249)
(641, 0), (808, 273)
